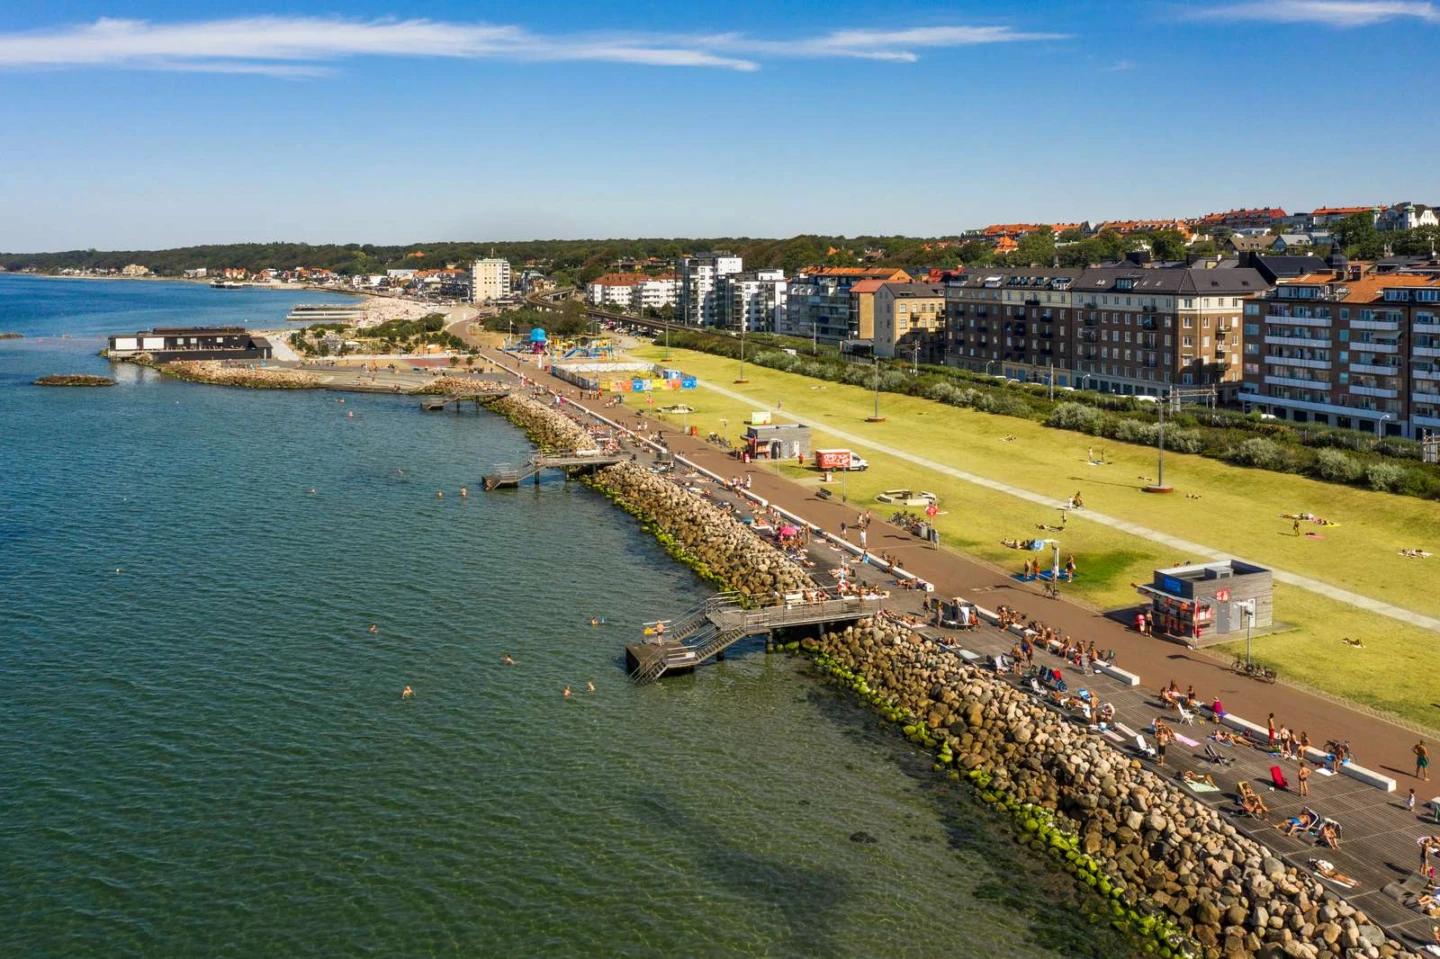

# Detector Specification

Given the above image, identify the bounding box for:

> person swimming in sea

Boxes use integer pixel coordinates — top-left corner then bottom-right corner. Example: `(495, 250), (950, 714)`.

(563, 686), (572, 698)
(501, 654), (514, 665)
(369, 624), (378, 634)
(586, 681), (595, 693)
(402, 685), (414, 699)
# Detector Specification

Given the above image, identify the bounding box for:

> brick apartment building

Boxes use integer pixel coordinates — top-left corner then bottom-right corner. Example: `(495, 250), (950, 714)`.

(1239, 255), (1440, 438)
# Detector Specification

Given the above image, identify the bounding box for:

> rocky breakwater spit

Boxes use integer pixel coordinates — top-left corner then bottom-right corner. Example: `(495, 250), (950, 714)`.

(488, 393), (599, 452)
(587, 461), (815, 601)
(34, 374), (114, 387)
(809, 619), (1414, 959)
(160, 360), (321, 390)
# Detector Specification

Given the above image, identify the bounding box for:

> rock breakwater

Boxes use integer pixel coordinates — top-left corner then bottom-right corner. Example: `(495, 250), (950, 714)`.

(161, 360), (321, 390)
(808, 619), (1413, 959)
(487, 394), (598, 452)
(34, 374), (114, 387)
(588, 461), (815, 601)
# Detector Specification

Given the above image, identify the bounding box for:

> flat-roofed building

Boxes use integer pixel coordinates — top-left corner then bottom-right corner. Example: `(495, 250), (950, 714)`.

(715, 269), (786, 332)
(107, 326), (273, 362)
(675, 252), (742, 326)
(782, 267), (911, 344)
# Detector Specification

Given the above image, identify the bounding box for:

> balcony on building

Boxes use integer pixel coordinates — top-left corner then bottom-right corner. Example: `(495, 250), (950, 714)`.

(1350, 361), (1398, 375)
(1415, 320), (1440, 336)
(1139, 317), (1159, 331)
(1350, 384), (1399, 399)
(1264, 373), (1331, 390)
(1415, 338), (1440, 359)
(1265, 332), (1330, 349)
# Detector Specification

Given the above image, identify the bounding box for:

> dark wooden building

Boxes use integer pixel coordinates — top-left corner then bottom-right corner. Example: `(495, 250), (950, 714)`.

(107, 327), (273, 362)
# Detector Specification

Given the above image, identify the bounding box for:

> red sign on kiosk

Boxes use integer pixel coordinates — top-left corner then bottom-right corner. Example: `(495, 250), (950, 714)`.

(1215, 588), (1230, 602)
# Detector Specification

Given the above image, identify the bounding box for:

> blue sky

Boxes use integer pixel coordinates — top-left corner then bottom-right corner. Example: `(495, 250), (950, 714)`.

(1, 0), (1438, 250)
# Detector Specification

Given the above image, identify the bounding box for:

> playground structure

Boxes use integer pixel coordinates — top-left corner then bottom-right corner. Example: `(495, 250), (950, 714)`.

(549, 361), (698, 396)
(499, 326), (617, 361)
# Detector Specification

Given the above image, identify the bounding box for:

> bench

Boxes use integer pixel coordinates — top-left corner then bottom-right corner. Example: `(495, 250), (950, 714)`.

(1094, 662), (1141, 687)
(1221, 715), (1396, 792)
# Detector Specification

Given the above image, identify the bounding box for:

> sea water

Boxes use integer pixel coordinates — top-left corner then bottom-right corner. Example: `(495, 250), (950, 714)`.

(0, 276), (1132, 957)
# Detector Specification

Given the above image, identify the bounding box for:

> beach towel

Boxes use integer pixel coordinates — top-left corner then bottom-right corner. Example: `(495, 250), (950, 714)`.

(1116, 723), (1141, 739)
(1271, 765), (1290, 790)
(1102, 729), (1125, 744)
(1313, 767), (1335, 776)
(1185, 782), (1221, 794)
(1174, 733), (1201, 748)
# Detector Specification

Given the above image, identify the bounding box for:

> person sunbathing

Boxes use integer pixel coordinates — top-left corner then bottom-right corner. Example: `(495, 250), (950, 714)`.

(1238, 782), (1269, 817)
(1211, 729), (1247, 747)
(1182, 770), (1217, 788)
(1406, 893), (1440, 918)
(1342, 637), (1366, 648)
(1317, 822), (1340, 848)
(1279, 810), (1319, 836)
(1310, 859), (1357, 887)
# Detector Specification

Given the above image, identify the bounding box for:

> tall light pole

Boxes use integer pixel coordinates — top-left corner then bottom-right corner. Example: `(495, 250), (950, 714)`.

(912, 341), (921, 375)
(866, 353), (885, 422)
(736, 322), (749, 384)
(1376, 412), (1391, 441)
(1144, 394), (1173, 493)
(984, 360), (995, 377)
(1242, 600), (1256, 667)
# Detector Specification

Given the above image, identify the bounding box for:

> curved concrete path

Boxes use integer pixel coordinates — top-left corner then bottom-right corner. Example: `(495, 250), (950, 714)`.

(695, 377), (1440, 635)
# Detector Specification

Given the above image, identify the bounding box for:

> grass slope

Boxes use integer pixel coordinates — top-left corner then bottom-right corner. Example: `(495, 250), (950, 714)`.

(631, 345), (1440, 728)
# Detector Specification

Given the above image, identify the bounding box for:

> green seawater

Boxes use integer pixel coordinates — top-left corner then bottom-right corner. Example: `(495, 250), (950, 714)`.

(0, 276), (1133, 957)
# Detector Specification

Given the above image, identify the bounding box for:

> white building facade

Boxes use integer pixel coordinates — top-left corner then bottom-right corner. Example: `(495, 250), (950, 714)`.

(716, 270), (787, 332)
(471, 258), (512, 304)
(676, 253), (742, 326)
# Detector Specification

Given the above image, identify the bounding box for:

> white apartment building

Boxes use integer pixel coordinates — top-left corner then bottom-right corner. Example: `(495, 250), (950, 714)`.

(471, 258), (512, 304)
(585, 273), (679, 312)
(676, 252), (742, 326)
(716, 270), (787, 332)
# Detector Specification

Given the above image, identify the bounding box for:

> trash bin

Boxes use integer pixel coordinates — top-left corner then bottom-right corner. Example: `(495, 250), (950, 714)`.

(688, 425), (698, 436)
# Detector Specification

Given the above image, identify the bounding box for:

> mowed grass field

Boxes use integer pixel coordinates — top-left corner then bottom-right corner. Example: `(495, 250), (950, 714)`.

(630, 345), (1440, 728)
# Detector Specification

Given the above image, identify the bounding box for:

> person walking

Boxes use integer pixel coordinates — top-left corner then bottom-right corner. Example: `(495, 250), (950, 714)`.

(1417, 740), (1431, 781)
(1267, 713), (1277, 749)
(859, 528), (868, 552)
(1156, 725), (1169, 766)
(1297, 761), (1310, 797)
(840, 520), (848, 540)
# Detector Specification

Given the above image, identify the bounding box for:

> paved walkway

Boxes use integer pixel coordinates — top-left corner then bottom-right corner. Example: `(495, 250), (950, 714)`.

(692, 377), (1440, 635)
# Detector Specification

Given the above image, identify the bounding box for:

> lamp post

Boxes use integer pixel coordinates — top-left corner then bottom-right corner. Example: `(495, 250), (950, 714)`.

(736, 323), (749, 383)
(1376, 412), (1390, 441)
(1242, 600), (1256, 667)
(912, 341), (921, 375)
(866, 353), (885, 422)
(985, 360), (995, 377)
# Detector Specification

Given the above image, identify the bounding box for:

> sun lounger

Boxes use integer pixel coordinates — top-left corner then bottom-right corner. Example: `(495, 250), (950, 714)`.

(1271, 765), (1290, 790)
(1205, 743), (1236, 766)
(1133, 734), (1157, 760)
(1176, 706), (1196, 726)
(1185, 781), (1221, 794)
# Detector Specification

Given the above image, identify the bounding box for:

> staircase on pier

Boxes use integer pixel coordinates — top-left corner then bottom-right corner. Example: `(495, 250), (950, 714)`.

(626, 589), (883, 684)
(483, 452), (623, 489)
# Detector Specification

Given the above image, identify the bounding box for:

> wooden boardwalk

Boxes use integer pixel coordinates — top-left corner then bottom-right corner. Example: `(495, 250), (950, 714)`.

(627, 591), (883, 683)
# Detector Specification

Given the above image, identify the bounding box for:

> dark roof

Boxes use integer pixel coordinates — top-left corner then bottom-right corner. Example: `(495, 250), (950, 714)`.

(1248, 254), (1330, 283)
(1073, 266), (1268, 295)
(878, 282), (944, 298)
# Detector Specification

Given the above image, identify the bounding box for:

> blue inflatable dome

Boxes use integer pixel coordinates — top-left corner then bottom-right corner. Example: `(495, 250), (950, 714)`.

(529, 327), (548, 342)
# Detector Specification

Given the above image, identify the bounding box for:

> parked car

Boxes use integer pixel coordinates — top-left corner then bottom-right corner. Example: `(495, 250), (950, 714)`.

(874, 490), (937, 506)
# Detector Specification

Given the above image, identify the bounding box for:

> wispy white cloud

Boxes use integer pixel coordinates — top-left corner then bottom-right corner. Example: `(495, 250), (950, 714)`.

(1189, 1), (1440, 27)
(1103, 59), (1136, 71)
(0, 16), (1066, 77)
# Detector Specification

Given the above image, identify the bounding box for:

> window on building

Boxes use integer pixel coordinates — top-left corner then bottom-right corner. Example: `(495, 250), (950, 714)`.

(1182, 317), (1193, 329)
(1182, 335), (1193, 347)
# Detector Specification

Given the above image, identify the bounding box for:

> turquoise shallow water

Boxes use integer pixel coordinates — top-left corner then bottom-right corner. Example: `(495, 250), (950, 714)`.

(0, 276), (1131, 957)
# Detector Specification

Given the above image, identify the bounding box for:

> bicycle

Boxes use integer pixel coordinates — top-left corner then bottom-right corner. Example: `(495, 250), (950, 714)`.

(1042, 581), (1061, 600)
(1231, 658), (1278, 684)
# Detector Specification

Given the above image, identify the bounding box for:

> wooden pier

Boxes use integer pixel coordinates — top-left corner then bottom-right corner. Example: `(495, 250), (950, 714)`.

(421, 391), (511, 412)
(482, 452), (623, 490)
(626, 590), (883, 683)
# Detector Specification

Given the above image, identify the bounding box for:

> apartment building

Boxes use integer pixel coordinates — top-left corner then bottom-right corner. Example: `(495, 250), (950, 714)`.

(715, 269), (787, 333)
(945, 267), (1085, 385)
(945, 261), (1267, 396)
(781, 267), (911, 344)
(872, 282), (945, 359)
(585, 273), (679, 312)
(675, 252), (742, 326)
(471, 258), (512, 304)
(1239, 256), (1440, 438)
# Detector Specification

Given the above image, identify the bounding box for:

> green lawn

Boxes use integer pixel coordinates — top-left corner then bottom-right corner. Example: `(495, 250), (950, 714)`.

(632, 345), (1440, 728)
